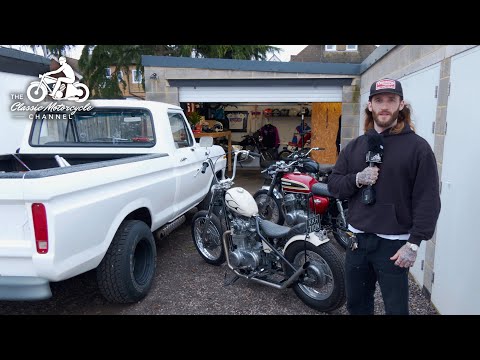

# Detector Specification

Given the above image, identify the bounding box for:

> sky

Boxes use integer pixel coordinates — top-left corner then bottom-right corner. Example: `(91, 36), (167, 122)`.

(1, 45), (307, 62)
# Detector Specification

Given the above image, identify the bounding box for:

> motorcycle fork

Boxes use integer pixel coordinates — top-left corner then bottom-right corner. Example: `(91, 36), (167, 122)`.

(202, 189), (221, 239)
(335, 199), (347, 230)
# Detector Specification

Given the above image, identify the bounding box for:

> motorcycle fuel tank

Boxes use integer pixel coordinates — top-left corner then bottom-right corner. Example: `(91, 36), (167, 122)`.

(281, 173), (317, 194)
(225, 187), (259, 217)
(282, 173), (329, 214)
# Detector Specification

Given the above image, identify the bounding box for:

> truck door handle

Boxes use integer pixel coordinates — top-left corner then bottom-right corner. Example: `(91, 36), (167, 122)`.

(180, 157), (187, 162)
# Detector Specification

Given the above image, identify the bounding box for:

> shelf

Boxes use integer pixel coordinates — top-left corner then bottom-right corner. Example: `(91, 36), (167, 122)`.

(266, 116), (311, 120)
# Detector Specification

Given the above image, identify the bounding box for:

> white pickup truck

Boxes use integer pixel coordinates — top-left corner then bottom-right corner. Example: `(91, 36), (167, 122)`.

(0, 99), (226, 303)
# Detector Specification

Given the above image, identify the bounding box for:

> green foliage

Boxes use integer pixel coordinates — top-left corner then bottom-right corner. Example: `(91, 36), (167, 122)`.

(187, 111), (202, 125)
(31, 45), (281, 99)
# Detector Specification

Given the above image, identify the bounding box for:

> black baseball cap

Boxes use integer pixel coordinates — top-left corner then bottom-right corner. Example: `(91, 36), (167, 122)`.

(369, 78), (403, 100)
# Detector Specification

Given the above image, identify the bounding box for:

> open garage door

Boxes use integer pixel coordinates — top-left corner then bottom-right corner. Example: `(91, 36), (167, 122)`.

(178, 85), (343, 103)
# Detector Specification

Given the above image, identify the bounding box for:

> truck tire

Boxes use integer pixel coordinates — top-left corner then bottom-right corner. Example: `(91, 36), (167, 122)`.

(97, 220), (157, 303)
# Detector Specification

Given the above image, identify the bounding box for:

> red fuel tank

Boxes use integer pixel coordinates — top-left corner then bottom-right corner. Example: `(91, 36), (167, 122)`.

(281, 172), (329, 214)
(281, 172), (317, 194)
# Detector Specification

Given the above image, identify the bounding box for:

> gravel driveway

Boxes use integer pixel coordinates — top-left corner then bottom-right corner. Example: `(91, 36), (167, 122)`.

(0, 169), (438, 315)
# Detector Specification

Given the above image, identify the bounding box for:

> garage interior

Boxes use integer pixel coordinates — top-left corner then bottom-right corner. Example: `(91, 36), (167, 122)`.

(180, 101), (342, 167)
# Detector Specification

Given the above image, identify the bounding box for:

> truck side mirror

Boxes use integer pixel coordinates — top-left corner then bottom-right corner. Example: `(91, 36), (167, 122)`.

(199, 136), (213, 148)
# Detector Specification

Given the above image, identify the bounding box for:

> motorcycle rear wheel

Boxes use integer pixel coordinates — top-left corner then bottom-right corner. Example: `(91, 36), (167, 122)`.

(285, 241), (346, 312)
(191, 210), (225, 265)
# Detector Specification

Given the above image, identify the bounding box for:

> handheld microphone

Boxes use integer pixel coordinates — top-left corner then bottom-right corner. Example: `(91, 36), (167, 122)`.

(361, 130), (383, 205)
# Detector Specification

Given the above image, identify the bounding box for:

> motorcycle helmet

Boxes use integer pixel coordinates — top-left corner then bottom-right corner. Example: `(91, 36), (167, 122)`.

(225, 187), (259, 217)
(263, 108), (272, 117)
(272, 109), (281, 117)
(212, 121), (223, 132)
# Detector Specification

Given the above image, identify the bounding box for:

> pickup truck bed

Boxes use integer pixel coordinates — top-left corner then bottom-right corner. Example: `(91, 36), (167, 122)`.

(0, 153), (167, 178)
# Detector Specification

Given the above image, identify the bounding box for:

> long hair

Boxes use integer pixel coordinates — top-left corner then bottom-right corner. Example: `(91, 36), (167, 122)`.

(363, 102), (416, 134)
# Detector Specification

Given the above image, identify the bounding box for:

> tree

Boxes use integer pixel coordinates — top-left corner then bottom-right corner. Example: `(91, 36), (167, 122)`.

(31, 45), (280, 99)
(79, 45), (280, 99)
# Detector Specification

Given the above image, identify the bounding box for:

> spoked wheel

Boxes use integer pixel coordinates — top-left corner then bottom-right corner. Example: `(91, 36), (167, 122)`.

(253, 189), (284, 225)
(285, 241), (346, 312)
(191, 210), (225, 265)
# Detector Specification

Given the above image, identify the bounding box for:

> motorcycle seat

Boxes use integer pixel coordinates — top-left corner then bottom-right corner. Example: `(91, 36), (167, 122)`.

(312, 182), (333, 197)
(259, 219), (291, 238)
(317, 164), (334, 174)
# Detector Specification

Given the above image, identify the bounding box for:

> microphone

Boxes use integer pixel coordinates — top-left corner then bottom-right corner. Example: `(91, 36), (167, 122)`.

(361, 130), (383, 205)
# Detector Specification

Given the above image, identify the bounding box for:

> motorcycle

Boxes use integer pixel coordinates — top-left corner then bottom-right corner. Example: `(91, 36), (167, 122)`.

(253, 148), (351, 250)
(26, 74), (89, 103)
(191, 140), (346, 312)
(231, 129), (278, 168)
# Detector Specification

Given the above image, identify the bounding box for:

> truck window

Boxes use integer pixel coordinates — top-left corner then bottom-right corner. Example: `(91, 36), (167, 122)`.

(168, 112), (193, 149)
(29, 109), (155, 147)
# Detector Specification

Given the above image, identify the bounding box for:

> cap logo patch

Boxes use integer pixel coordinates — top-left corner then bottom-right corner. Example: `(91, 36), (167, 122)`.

(376, 79), (396, 91)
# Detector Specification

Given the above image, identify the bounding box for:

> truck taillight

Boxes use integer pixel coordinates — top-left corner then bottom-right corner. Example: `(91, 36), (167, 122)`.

(32, 203), (48, 254)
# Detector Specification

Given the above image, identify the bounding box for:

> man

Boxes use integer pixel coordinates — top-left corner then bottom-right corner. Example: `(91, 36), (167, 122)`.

(44, 56), (75, 100)
(328, 78), (441, 315)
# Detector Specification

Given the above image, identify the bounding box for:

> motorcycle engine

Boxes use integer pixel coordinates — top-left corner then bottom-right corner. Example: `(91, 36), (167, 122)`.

(284, 193), (308, 226)
(229, 217), (264, 270)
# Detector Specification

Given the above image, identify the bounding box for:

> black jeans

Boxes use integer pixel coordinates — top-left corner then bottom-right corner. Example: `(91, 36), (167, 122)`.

(345, 233), (409, 315)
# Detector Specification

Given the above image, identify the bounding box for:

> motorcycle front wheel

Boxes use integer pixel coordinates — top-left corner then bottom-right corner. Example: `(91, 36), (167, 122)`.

(253, 189), (284, 225)
(285, 241), (346, 312)
(191, 210), (225, 265)
(26, 82), (48, 103)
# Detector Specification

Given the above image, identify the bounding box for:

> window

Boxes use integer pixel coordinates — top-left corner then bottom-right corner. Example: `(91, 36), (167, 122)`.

(30, 109), (155, 147)
(117, 71), (123, 82)
(346, 45), (358, 51)
(325, 45), (336, 51)
(168, 112), (193, 149)
(105, 68), (112, 79)
(132, 69), (142, 84)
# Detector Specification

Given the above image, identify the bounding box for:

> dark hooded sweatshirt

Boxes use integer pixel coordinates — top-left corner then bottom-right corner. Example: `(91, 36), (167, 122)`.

(328, 125), (441, 246)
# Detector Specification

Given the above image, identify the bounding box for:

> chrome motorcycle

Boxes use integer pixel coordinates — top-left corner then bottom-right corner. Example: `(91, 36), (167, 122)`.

(191, 138), (346, 312)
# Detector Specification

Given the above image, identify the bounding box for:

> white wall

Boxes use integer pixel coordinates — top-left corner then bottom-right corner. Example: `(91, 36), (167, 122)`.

(431, 46), (480, 314)
(0, 72), (36, 153)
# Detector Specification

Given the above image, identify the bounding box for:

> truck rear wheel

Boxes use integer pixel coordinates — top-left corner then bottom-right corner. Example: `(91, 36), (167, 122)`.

(97, 220), (157, 303)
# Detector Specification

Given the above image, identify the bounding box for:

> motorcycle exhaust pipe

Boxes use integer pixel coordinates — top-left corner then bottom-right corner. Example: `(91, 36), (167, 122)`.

(222, 230), (310, 290)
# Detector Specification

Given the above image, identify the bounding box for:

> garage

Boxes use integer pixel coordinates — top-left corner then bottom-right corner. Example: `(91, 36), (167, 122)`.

(142, 56), (359, 167)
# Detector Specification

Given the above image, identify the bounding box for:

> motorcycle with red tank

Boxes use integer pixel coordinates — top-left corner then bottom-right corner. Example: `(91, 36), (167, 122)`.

(253, 148), (351, 249)
(191, 142), (346, 312)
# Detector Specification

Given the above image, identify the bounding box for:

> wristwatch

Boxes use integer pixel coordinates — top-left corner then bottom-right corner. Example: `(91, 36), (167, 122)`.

(406, 242), (419, 252)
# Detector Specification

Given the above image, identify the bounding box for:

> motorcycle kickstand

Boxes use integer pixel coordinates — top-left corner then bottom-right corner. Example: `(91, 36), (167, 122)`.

(223, 270), (240, 287)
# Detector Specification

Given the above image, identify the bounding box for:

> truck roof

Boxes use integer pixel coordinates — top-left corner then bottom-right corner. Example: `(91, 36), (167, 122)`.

(88, 99), (182, 111)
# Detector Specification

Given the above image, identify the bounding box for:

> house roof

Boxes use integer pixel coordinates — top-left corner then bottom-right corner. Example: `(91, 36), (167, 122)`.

(0, 47), (50, 76)
(142, 55), (361, 75)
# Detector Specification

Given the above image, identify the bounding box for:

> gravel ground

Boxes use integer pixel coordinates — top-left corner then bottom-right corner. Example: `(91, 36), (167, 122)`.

(0, 169), (438, 315)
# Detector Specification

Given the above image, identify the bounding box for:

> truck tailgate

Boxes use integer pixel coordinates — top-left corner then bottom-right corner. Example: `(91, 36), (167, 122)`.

(0, 179), (35, 274)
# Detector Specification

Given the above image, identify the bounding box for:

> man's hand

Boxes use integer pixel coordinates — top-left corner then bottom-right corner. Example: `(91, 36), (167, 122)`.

(390, 244), (417, 268)
(356, 166), (379, 186)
